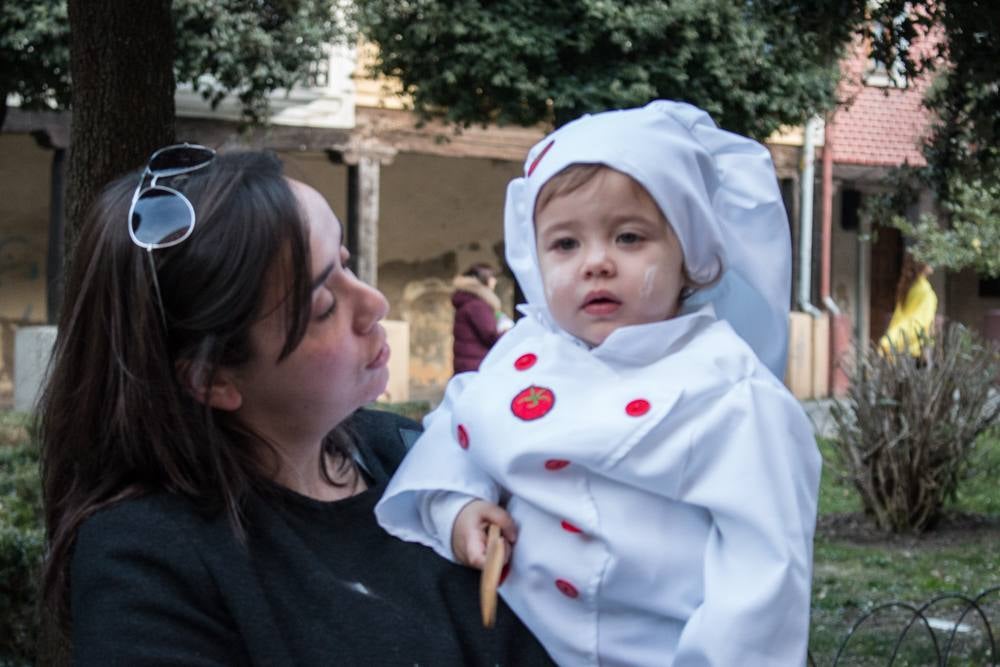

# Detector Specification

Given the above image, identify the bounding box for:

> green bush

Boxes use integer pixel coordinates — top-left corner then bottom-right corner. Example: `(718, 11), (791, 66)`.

(0, 413), (42, 666)
(829, 323), (1000, 533)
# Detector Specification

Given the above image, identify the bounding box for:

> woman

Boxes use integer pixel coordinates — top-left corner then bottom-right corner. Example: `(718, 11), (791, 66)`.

(879, 253), (938, 357)
(38, 148), (552, 665)
(452, 263), (506, 373)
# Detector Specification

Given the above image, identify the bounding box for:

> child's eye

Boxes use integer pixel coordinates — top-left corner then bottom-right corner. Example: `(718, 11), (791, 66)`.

(551, 238), (578, 252)
(617, 232), (643, 245)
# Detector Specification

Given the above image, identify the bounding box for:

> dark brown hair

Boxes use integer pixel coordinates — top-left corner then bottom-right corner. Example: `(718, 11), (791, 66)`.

(535, 163), (721, 294)
(462, 262), (497, 287)
(895, 252), (931, 306)
(37, 150), (349, 630)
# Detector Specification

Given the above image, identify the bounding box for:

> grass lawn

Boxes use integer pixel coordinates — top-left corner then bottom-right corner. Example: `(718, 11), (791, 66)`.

(810, 431), (1000, 665)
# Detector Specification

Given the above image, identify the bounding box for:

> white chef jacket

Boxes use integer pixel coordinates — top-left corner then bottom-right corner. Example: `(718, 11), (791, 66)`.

(376, 304), (821, 666)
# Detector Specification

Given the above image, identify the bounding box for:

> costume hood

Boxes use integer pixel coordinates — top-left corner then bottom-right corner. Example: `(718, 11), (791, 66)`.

(503, 100), (792, 378)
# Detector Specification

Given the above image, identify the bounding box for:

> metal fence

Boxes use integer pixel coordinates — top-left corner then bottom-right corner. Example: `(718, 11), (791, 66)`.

(810, 586), (1000, 666)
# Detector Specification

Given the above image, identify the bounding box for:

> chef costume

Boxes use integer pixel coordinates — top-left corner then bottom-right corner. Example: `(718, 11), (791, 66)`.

(376, 101), (821, 667)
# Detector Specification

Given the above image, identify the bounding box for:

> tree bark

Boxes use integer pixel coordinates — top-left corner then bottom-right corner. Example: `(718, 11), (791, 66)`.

(65, 0), (176, 269)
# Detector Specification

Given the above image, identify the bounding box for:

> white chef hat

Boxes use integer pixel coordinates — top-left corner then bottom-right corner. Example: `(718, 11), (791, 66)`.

(503, 100), (792, 378)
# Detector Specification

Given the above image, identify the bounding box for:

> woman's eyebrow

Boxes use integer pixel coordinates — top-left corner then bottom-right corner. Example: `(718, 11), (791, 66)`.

(312, 263), (335, 290)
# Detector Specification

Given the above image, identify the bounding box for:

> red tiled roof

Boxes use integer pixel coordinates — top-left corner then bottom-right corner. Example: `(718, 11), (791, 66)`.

(829, 34), (940, 167)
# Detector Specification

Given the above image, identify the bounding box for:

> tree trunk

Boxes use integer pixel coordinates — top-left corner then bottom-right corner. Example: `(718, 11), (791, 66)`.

(65, 0), (176, 269)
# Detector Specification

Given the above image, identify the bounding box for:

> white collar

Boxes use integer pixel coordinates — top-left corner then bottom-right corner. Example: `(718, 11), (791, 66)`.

(517, 302), (717, 367)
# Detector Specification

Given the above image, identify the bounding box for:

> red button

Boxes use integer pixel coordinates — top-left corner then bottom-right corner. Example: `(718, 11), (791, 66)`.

(555, 579), (579, 598)
(456, 424), (469, 449)
(544, 459), (570, 471)
(514, 353), (537, 370)
(499, 563), (511, 585)
(625, 399), (651, 417)
(560, 520), (582, 534)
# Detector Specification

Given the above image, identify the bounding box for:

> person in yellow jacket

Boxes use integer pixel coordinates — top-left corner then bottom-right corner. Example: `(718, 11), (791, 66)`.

(879, 254), (938, 357)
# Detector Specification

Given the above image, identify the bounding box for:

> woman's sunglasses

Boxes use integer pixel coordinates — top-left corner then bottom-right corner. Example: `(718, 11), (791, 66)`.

(127, 143), (216, 325)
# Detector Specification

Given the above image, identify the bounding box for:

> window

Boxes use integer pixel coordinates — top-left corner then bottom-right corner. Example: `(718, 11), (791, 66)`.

(864, 13), (909, 89)
(979, 276), (1000, 298)
(841, 189), (862, 231)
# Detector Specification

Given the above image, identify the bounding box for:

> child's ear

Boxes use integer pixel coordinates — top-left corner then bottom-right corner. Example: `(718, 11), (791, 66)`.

(175, 359), (243, 411)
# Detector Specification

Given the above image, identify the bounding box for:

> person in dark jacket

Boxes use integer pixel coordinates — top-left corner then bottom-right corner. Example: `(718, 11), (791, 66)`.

(452, 263), (507, 373)
(37, 148), (554, 666)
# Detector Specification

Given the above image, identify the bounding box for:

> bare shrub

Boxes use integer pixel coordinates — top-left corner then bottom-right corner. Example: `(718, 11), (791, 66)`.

(829, 323), (1000, 533)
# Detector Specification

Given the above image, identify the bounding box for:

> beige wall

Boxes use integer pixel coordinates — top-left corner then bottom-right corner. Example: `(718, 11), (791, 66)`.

(3, 132), (998, 407)
(0, 134), (50, 322)
(280, 151), (349, 217)
(948, 270), (1000, 338)
(281, 151), (522, 402)
(829, 187), (860, 325)
(375, 153), (520, 401)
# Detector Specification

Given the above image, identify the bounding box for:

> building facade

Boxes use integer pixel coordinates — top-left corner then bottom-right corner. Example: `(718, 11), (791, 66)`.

(2, 37), (997, 406)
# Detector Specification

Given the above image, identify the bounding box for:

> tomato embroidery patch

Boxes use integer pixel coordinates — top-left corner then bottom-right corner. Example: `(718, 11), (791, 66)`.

(456, 424), (470, 449)
(510, 385), (555, 421)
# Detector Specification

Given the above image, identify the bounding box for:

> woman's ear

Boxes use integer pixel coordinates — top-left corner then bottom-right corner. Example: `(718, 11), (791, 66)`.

(175, 359), (243, 411)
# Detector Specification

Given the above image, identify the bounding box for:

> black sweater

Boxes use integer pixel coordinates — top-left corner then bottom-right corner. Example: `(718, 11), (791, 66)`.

(70, 409), (554, 666)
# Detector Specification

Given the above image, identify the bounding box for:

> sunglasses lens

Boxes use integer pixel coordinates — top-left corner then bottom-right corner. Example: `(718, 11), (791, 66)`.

(148, 145), (215, 174)
(131, 188), (194, 246)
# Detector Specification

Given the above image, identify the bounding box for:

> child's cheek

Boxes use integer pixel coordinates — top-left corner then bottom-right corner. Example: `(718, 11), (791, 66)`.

(543, 263), (576, 303)
(640, 266), (659, 299)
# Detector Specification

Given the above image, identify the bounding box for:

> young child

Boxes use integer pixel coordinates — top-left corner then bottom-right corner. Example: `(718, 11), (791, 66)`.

(376, 100), (821, 666)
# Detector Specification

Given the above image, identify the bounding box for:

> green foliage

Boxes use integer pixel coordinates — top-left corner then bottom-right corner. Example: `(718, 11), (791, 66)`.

(883, 177), (1000, 278)
(828, 324), (1000, 533)
(173, 0), (346, 123)
(0, 413), (42, 666)
(353, 0), (859, 134)
(865, 124), (1000, 277)
(0, 0), (70, 119)
(0, 0), (345, 126)
(860, 1), (1000, 273)
(816, 438), (862, 516)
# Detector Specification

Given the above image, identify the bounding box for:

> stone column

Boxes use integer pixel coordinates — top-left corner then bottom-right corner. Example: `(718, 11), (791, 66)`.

(339, 140), (396, 287)
(352, 155), (381, 287)
(30, 127), (70, 323)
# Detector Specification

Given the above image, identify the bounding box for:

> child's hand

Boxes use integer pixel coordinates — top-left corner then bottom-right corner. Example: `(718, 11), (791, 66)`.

(451, 500), (517, 569)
